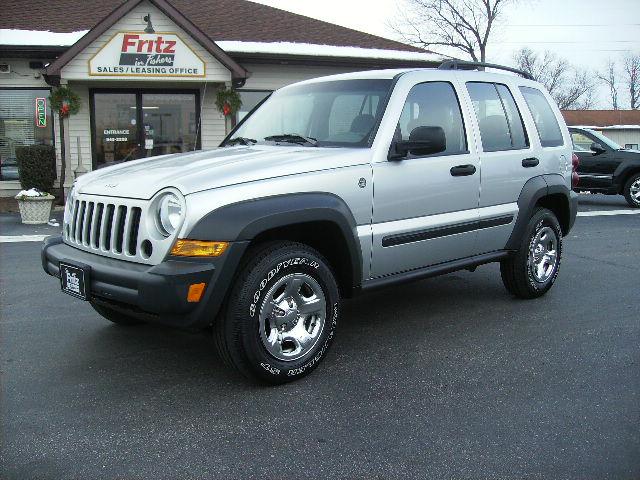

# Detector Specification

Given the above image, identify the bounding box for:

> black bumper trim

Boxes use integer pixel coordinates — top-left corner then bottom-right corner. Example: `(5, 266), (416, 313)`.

(42, 237), (248, 327)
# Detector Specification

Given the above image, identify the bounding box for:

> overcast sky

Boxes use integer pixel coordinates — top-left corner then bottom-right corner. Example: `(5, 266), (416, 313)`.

(253, 0), (640, 108)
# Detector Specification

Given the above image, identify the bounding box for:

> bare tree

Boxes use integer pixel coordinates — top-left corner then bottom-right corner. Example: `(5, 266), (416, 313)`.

(623, 53), (640, 109)
(597, 60), (619, 110)
(513, 47), (595, 110)
(389, 0), (516, 62)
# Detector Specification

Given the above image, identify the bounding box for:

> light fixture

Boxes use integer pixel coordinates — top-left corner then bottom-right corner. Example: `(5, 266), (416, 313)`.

(143, 14), (155, 33)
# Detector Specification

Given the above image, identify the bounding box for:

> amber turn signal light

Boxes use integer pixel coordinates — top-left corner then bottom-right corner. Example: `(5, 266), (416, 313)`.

(187, 282), (206, 303)
(170, 239), (229, 257)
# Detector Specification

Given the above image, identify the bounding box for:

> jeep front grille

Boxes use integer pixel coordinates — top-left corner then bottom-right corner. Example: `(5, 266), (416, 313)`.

(69, 199), (142, 255)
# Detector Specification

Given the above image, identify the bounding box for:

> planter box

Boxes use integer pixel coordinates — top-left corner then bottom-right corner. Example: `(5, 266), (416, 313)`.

(15, 194), (56, 224)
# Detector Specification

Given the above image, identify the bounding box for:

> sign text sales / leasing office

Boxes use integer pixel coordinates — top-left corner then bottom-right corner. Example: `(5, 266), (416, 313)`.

(89, 32), (206, 77)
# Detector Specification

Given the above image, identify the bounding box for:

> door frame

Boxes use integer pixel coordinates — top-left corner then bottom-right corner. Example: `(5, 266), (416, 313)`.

(89, 87), (201, 169)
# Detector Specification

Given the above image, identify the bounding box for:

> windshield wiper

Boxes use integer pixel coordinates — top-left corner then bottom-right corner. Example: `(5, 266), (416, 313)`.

(263, 133), (318, 146)
(226, 137), (257, 146)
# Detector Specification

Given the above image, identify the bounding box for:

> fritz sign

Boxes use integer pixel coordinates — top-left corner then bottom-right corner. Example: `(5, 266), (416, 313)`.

(89, 32), (205, 77)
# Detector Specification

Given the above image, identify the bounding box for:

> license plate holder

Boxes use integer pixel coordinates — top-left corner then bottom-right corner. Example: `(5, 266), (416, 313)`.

(59, 261), (90, 301)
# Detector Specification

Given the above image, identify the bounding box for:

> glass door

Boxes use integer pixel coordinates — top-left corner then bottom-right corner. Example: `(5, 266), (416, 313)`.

(91, 91), (199, 168)
(92, 93), (138, 168)
(140, 93), (197, 158)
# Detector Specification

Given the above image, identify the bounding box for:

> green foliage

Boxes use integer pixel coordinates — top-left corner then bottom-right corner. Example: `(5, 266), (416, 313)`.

(15, 145), (56, 193)
(215, 88), (242, 116)
(49, 86), (81, 117)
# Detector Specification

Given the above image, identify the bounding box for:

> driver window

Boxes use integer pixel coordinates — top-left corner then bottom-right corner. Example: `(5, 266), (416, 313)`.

(397, 82), (467, 155)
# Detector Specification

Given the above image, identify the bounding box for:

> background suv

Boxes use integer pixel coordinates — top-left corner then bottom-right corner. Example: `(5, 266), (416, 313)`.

(570, 126), (640, 207)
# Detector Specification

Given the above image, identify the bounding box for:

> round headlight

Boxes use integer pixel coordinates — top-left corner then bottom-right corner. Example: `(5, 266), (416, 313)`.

(157, 193), (183, 236)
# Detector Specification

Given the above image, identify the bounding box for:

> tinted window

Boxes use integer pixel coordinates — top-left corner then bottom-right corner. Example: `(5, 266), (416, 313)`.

(571, 131), (593, 152)
(496, 84), (529, 149)
(519, 86), (564, 147)
(467, 82), (512, 152)
(397, 82), (466, 155)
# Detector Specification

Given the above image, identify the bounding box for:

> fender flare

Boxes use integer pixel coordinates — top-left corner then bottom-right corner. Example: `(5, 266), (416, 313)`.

(613, 161), (640, 193)
(187, 192), (363, 289)
(505, 174), (576, 250)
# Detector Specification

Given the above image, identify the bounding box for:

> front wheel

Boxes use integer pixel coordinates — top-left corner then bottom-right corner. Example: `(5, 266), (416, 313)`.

(623, 173), (640, 208)
(500, 208), (563, 299)
(214, 241), (340, 384)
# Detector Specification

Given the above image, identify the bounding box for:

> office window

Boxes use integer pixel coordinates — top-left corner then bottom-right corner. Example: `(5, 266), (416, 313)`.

(0, 89), (54, 181)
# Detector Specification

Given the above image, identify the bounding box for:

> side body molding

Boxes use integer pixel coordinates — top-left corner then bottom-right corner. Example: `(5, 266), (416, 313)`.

(505, 174), (577, 250)
(187, 192), (364, 289)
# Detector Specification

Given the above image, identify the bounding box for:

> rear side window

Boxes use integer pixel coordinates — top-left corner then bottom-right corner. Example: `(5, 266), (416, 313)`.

(397, 81), (467, 155)
(466, 82), (528, 152)
(519, 86), (564, 147)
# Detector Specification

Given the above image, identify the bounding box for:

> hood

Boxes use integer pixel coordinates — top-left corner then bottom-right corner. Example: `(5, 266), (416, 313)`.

(75, 146), (369, 199)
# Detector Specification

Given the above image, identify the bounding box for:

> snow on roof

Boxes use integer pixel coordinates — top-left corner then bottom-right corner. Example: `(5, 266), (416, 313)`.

(575, 125), (640, 131)
(0, 29), (88, 46)
(0, 29), (440, 62)
(216, 41), (442, 62)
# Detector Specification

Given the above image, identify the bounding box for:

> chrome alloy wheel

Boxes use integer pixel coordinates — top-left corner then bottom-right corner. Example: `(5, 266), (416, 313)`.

(258, 273), (326, 361)
(529, 226), (559, 283)
(630, 178), (640, 204)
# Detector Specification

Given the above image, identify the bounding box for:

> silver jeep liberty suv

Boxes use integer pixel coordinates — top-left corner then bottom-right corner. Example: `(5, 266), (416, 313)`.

(43, 61), (578, 384)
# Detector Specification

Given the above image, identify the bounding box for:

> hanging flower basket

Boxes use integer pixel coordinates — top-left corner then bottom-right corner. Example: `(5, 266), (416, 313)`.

(49, 86), (81, 117)
(215, 88), (242, 117)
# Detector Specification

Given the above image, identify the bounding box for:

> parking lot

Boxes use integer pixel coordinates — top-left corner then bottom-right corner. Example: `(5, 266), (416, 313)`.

(1, 195), (639, 479)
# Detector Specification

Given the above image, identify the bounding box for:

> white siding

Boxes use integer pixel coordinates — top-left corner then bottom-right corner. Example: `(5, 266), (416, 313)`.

(60, 0), (231, 83)
(0, 58), (50, 87)
(241, 64), (358, 91)
(601, 129), (640, 148)
(200, 84), (226, 148)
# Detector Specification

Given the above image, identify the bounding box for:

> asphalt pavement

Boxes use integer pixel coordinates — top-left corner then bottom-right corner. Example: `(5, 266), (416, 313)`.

(1, 195), (639, 479)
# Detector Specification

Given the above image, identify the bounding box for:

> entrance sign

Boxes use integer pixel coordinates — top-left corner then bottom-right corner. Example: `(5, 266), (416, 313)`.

(89, 32), (205, 77)
(35, 97), (47, 128)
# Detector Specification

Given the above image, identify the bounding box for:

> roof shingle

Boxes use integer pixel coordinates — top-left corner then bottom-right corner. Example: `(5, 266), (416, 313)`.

(562, 110), (640, 127)
(0, 0), (423, 52)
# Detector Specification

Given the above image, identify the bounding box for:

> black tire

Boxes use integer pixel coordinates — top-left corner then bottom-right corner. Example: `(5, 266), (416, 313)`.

(90, 302), (145, 326)
(623, 173), (640, 208)
(214, 241), (340, 384)
(500, 208), (563, 299)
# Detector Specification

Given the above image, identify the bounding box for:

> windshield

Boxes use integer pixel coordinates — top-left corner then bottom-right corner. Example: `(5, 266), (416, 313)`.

(225, 79), (393, 147)
(585, 129), (621, 150)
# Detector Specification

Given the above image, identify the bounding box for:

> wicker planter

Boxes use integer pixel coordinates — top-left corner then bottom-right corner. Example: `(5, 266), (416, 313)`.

(15, 194), (55, 224)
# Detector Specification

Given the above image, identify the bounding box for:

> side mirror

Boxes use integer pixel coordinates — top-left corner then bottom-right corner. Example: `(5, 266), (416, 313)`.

(389, 126), (446, 160)
(590, 142), (606, 154)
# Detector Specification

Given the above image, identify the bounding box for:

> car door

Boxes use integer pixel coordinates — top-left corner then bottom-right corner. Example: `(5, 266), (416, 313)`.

(570, 129), (617, 189)
(369, 79), (481, 278)
(463, 81), (533, 252)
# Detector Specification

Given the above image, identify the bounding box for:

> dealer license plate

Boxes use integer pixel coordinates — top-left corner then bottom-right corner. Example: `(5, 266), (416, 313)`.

(59, 262), (89, 300)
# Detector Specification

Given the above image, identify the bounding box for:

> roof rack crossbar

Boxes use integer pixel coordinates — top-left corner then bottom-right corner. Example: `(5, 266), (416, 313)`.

(438, 60), (534, 80)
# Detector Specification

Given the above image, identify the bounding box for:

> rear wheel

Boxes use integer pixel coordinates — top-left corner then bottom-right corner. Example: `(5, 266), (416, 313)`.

(214, 241), (340, 384)
(500, 208), (562, 299)
(90, 302), (144, 326)
(623, 173), (640, 208)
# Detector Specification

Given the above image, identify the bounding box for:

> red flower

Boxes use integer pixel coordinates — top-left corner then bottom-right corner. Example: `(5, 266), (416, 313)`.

(222, 103), (232, 116)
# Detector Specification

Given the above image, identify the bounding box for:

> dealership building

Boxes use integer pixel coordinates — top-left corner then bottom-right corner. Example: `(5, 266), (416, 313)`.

(0, 0), (440, 197)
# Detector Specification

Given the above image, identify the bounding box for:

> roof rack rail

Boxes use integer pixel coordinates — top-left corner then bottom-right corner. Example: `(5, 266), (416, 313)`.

(438, 60), (534, 80)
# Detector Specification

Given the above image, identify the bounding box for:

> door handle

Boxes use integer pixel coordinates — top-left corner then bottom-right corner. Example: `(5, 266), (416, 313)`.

(522, 157), (539, 168)
(450, 164), (476, 176)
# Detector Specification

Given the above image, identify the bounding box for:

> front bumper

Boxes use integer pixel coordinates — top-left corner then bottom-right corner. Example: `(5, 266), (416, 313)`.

(42, 236), (248, 327)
